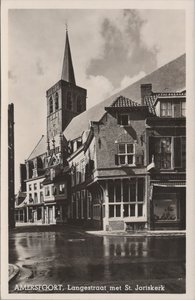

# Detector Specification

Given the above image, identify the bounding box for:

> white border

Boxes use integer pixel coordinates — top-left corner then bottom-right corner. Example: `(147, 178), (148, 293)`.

(1, 0), (195, 299)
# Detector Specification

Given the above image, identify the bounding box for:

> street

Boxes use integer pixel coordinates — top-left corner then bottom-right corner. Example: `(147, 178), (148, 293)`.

(9, 226), (185, 293)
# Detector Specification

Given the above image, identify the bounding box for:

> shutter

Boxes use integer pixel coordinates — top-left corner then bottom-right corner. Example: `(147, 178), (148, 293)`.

(115, 155), (119, 165)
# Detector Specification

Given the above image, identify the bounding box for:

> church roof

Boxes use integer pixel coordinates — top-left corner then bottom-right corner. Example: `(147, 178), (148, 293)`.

(27, 135), (46, 160)
(63, 53), (186, 141)
(61, 30), (76, 84)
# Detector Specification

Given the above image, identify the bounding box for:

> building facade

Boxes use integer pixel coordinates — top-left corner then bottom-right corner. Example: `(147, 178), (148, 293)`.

(15, 28), (186, 231)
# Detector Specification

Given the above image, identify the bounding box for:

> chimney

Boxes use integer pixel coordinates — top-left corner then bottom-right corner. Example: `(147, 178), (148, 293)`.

(141, 83), (152, 105)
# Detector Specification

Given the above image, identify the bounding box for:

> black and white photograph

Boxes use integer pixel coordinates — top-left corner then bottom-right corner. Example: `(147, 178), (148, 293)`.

(1, 0), (195, 299)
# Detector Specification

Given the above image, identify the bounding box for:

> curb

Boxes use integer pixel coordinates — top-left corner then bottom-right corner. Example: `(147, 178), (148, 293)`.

(86, 231), (186, 237)
(9, 264), (20, 282)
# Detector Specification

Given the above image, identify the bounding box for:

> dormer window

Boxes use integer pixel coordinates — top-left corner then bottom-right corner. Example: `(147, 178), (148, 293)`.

(55, 92), (59, 110)
(160, 100), (186, 117)
(118, 114), (130, 126)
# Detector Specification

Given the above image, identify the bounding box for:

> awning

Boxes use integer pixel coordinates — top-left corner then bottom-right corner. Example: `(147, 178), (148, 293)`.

(152, 181), (186, 187)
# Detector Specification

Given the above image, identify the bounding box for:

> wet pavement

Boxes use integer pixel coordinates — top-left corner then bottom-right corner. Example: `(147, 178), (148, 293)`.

(9, 225), (185, 294)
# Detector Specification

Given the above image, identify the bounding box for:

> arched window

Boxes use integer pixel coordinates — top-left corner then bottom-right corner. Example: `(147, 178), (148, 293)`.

(77, 96), (82, 112)
(49, 97), (53, 114)
(55, 92), (59, 110)
(67, 91), (72, 110)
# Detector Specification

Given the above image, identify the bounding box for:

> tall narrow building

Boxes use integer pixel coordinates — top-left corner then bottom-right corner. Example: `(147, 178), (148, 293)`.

(8, 103), (15, 229)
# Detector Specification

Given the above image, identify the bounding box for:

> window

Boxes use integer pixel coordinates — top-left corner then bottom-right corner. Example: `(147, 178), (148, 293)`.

(153, 193), (178, 222)
(40, 182), (43, 189)
(107, 178), (145, 218)
(34, 183), (37, 190)
(154, 137), (171, 169)
(152, 137), (185, 169)
(59, 184), (65, 195)
(29, 184), (32, 191)
(118, 114), (129, 125)
(76, 164), (81, 185)
(77, 96), (82, 112)
(45, 186), (50, 196)
(181, 101), (185, 117)
(117, 143), (135, 165)
(40, 191), (44, 203)
(76, 192), (80, 219)
(67, 91), (72, 110)
(81, 190), (85, 219)
(80, 160), (85, 183)
(34, 192), (38, 204)
(160, 102), (172, 117)
(55, 92), (59, 110)
(49, 97), (53, 114)
(87, 191), (92, 219)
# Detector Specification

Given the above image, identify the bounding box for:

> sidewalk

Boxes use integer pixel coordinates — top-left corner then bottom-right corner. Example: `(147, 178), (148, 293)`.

(86, 230), (186, 237)
(9, 264), (19, 281)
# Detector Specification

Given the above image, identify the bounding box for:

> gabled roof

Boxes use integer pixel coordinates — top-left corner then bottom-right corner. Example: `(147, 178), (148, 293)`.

(27, 135), (46, 161)
(63, 54), (186, 141)
(111, 95), (140, 107)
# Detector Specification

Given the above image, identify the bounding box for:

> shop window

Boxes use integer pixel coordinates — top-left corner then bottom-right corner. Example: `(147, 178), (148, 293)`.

(81, 190), (85, 219)
(108, 180), (114, 202)
(116, 143), (135, 165)
(153, 194), (178, 221)
(138, 204), (143, 217)
(130, 179), (136, 202)
(115, 180), (121, 202)
(137, 178), (144, 202)
(130, 204), (135, 217)
(109, 205), (114, 218)
(118, 114), (129, 126)
(67, 91), (72, 110)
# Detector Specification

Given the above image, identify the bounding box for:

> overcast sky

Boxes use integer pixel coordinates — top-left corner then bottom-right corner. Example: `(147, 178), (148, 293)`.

(8, 9), (185, 190)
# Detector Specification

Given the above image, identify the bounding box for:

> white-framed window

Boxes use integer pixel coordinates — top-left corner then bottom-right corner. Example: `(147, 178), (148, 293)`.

(117, 143), (135, 165)
(160, 100), (186, 117)
(118, 113), (130, 126)
(107, 178), (145, 219)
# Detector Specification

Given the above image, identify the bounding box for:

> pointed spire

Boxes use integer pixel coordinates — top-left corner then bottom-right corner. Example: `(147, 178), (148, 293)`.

(61, 26), (76, 85)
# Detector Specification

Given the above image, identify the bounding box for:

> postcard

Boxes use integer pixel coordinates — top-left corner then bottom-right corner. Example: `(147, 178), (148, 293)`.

(1, 0), (195, 299)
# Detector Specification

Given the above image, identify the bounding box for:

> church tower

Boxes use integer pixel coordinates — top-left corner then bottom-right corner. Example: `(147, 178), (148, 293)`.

(46, 28), (87, 143)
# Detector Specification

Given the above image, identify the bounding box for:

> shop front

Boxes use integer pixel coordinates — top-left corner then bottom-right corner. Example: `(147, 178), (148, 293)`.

(151, 184), (186, 230)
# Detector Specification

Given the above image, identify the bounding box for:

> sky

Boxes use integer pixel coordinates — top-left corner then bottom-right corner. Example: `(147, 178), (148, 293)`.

(8, 9), (185, 190)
